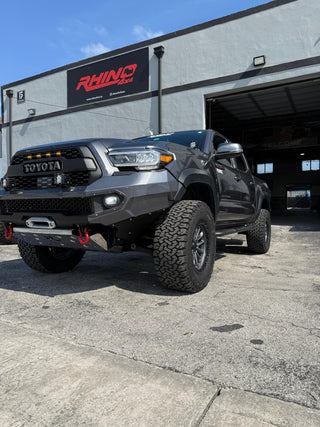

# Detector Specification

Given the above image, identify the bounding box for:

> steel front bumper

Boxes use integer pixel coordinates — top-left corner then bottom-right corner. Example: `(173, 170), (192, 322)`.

(0, 170), (180, 249)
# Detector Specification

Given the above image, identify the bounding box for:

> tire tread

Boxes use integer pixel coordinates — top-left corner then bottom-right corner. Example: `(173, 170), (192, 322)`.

(154, 200), (215, 292)
(246, 209), (271, 254)
(18, 240), (84, 273)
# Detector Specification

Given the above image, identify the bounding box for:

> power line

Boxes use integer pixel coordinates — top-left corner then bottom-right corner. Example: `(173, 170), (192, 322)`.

(8, 94), (149, 124)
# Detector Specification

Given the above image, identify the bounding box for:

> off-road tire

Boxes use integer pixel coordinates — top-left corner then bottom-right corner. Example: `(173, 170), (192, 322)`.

(18, 240), (85, 273)
(246, 208), (271, 254)
(154, 200), (216, 293)
(0, 222), (17, 245)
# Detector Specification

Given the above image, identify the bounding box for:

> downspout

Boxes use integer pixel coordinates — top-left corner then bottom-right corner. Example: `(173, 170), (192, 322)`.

(6, 90), (13, 165)
(154, 46), (165, 134)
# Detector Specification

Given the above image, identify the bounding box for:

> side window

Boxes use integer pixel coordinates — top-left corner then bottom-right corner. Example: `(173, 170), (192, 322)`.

(233, 154), (248, 172)
(213, 134), (233, 167)
(213, 134), (227, 150)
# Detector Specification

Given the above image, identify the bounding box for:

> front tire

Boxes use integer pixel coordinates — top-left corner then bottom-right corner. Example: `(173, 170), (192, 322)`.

(154, 200), (216, 293)
(18, 240), (85, 273)
(246, 209), (271, 254)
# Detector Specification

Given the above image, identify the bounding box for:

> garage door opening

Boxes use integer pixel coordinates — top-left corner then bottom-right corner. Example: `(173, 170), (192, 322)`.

(206, 78), (320, 214)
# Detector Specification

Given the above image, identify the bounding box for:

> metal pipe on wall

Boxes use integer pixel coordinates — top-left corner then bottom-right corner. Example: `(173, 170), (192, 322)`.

(154, 46), (165, 134)
(6, 90), (13, 165)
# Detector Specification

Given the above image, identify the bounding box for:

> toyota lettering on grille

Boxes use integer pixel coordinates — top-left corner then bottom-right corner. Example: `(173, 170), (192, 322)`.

(23, 160), (62, 174)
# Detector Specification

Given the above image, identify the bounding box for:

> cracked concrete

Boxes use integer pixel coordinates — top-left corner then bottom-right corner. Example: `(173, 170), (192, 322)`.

(0, 212), (320, 425)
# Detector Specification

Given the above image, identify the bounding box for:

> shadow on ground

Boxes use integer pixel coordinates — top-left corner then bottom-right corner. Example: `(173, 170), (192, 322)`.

(1, 210), (318, 297)
(0, 252), (184, 298)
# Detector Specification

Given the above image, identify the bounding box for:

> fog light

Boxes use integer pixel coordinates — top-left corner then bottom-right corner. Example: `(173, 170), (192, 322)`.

(103, 194), (121, 208)
(54, 173), (68, 186)
(56, 174), (63, 185)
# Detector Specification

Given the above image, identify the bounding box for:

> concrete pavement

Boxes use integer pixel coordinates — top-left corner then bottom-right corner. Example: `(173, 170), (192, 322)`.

(0, 212), (319, 425)
(1, 321), (319, 427)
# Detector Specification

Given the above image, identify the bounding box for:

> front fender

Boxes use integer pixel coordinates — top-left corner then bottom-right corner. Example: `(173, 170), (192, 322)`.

(173, 168), (219, 218)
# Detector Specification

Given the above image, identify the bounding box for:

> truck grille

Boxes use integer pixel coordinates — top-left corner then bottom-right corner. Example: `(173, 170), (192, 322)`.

(11, 171), (90, 190)
(12, 147), (82, 165)
(6, 145), (101, 190)
(0, 198), (93, 215)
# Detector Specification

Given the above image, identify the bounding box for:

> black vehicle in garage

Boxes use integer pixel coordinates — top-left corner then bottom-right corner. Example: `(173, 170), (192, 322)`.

(0, 130), (271, 292)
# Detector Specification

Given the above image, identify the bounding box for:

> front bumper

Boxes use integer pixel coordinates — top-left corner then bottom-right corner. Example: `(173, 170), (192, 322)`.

(0, 170), (179, 228)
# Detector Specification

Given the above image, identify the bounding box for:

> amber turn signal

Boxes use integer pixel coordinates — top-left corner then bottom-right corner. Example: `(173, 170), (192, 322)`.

(160, 154), (173, 163)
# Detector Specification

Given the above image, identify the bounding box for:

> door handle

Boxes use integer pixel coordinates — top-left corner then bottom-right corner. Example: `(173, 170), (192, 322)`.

(234, 175), (241, 182)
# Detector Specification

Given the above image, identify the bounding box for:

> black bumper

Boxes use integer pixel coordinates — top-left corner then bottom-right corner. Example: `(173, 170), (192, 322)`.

(0, 170), (180, 228)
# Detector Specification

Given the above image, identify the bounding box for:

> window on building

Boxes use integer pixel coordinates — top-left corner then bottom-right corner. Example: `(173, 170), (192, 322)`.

(302, 160), (320, 171)
(257, 163), (273, 174)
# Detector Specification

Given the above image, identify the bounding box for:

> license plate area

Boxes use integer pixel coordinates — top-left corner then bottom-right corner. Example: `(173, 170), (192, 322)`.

(37, 176), (53, 188)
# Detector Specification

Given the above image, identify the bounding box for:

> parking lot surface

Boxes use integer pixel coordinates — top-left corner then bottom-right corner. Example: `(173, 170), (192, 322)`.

(0, 212), (319, 425)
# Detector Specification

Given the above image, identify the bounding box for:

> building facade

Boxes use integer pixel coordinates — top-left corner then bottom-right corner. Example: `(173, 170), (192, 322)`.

(1, 0), (320, 211)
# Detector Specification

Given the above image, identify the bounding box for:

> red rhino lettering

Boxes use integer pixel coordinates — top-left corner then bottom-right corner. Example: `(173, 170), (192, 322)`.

(75, 64), (138, 92)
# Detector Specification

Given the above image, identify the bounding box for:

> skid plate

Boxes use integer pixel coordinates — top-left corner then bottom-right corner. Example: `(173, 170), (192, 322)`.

(13, 227), (108, 252)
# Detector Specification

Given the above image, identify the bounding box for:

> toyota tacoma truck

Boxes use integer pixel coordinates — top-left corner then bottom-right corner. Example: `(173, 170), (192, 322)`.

(0, 130), (271, 292)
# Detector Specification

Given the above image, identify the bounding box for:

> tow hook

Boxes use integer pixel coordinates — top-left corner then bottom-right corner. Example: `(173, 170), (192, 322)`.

(5, 223), (13, 241)
(78, 226), (90, 245)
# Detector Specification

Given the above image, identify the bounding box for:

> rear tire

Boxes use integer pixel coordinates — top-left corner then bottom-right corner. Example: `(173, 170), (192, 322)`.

(18, 240), (85, 273)
(154, 200), (216, 293)
(246, 209), (271, 254)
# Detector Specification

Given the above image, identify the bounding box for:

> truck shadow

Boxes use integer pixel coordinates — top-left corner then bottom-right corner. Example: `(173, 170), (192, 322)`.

(0, 252), (184, 297)
(216, 237), (255, 258)
(0, 233), (270, 298)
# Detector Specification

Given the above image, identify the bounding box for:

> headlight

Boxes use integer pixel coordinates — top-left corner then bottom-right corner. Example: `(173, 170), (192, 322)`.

(108, 150), (173, 170)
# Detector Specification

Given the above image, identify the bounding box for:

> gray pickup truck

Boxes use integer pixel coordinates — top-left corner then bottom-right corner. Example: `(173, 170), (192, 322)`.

(0, 130), (271, 292)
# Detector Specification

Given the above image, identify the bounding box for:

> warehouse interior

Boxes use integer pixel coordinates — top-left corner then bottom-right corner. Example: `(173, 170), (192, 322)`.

(206, 78), (320, 213)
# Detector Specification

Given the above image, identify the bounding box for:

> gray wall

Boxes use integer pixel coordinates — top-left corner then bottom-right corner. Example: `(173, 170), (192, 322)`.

(0, 129), (2, 178)
(1, 0), (320, 173)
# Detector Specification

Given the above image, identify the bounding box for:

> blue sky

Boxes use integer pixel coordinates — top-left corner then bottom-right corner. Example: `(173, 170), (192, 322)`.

(1, 0), (270, 87)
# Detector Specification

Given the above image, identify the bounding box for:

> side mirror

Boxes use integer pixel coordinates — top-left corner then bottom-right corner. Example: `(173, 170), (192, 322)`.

(215, 143), (243, 159)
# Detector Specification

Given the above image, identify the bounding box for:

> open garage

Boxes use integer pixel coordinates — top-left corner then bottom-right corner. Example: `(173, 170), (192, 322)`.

(206, 78), (320, 212)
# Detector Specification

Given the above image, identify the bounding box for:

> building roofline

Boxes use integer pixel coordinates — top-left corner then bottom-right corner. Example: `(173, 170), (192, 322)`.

(1, 0), (297, 90)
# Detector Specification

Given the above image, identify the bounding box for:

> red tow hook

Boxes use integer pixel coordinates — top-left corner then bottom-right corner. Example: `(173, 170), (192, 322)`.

(78, 226), (90, 245)
(5, 223), (13, 240)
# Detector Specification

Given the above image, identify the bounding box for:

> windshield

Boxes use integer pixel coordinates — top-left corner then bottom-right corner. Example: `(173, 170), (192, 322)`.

(136, 130), (207, 150)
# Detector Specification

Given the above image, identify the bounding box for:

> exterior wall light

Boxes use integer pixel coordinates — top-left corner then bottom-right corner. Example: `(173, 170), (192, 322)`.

(28, 108), (36, 116)
(253, 55), (266, 67)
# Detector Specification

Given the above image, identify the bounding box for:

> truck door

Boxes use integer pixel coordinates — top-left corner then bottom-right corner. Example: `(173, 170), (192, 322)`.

(211, 133), (243, 226)
(229, 154), (256, 221)
(211, 134), (255, 227)
(214, 154), (244, 226)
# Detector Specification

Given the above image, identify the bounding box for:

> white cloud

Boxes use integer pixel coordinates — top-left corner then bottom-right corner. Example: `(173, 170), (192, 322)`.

(133, 25), (163, 41)
(80, 42), (110, 57)
(94, 25), (108, 37)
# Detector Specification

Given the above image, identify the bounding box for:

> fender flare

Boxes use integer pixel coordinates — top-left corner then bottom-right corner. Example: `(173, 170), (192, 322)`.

(174, 168), (219, 218)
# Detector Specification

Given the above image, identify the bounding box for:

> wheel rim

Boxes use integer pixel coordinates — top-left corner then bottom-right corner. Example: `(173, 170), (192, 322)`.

(265, 220), (270, 243)
(192, 224), (207, 270)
